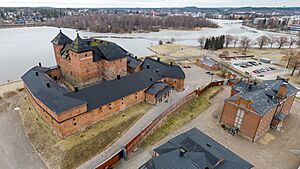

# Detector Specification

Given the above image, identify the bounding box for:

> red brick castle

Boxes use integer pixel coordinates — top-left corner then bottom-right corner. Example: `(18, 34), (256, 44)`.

(22, 31), (185, 138)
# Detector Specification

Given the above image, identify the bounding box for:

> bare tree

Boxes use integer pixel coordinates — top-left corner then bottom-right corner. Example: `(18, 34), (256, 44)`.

(233, 36), (239, 48)
(282, 51), (295, 69)
(198, 36), (206, 48)
(283, 52), (300, 76)
(276, 36), (289, 49)
(240, 36), (252, 52)
(224, 35), (234, 48)
(270, 37), (277, 48)
(256, 35), (271, 49)
(288, 37), (296, 49)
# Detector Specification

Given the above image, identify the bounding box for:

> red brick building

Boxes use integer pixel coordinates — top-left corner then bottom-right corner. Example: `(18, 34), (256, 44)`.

(197, 56), (221, 71)
(22, 31), (185, 138)
(220, 78), (298, 141)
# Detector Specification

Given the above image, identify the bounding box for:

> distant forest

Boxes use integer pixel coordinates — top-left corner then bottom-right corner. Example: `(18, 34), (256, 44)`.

(47, 14), (218, 33)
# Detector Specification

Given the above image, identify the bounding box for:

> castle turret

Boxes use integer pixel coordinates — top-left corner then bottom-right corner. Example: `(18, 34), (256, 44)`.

(51, 30), (73, 65)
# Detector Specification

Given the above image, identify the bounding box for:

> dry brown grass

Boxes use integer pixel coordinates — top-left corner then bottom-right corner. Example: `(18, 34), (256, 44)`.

(142, 86), (222, 147)
(3, 91), (18, 99)
(18, 94), (152, 169)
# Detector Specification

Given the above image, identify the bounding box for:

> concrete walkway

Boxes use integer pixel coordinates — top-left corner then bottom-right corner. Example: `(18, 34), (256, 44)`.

(0, 94), (47, 169)
(78, 65), (223, 169)
(113, 86), (231, 169)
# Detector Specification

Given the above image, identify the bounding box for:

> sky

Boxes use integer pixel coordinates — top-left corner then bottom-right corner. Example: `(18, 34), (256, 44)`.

(1, 0), (300, 8)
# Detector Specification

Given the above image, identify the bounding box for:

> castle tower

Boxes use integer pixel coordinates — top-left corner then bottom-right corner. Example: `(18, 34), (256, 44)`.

(51, 30), (72, 65)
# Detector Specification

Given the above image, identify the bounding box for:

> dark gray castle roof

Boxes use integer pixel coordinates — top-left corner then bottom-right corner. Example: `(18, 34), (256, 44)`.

(22, 66), (164, 113)
(56, 32), (128, 61)
(66, 69), (162, 111)
(228, 79), (298, 116)
(51, 30), (73, 45)
(140, 128), (253, 169)
(21, 66), (87, 114)
(127, 56), (143, 69)
(141, 57), (185, 79)
(146, 82), (172, 98)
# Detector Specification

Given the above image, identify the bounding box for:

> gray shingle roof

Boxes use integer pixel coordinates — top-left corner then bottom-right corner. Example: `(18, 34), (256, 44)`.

(51, 30), (72, 45)
(145, 82), (172, 98)
(95, 43), (128, 61)
(140, 128), (253, 169)
(66, 69), (163, 111)
(67, 34), (92, 53)
(229, 79), (299, 116)
(21, 66), (87, 114)
(127, 56), (143, 69)
(141, 57), (185, 79)
(201, 57), (217, 67)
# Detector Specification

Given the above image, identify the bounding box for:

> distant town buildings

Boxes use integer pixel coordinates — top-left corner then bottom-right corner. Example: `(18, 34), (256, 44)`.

(22, 31), (185, 138)
(140, 128), (253, 169)
(220, 78), (298, 142)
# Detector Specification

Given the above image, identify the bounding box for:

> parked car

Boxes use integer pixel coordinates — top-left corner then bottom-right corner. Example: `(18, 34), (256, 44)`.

(269, 67), (277, 70)
(258, 74), (264, 77)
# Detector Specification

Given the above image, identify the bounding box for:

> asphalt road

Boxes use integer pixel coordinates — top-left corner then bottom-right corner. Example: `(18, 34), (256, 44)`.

(0, 94), (47, 169)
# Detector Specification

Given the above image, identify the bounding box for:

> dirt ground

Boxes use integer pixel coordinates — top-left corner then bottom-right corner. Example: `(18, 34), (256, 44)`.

(115, 87), (300, 169)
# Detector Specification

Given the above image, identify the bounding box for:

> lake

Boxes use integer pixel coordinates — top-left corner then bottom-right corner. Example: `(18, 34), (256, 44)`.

(0, 19), (295, 84)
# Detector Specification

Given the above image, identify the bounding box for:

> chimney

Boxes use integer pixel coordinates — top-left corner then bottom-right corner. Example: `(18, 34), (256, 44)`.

(150, 77), (153, 81)
(277, 83), (287, 99)
(35, 71), (39, 76)
(179, 147), (186, 157)
(157, 57), (160, 62)
(135, 56), (137, 59)
(170, 62), (173, 66)
(146, 64), (150, 69)
(155, 69), (159, 73)
(117, 75), (121, 80)
(248, 84), (253, 90)
(74, 86), (78, 92)
(46, 82), (50, 88)
(38, 62), (42, 67)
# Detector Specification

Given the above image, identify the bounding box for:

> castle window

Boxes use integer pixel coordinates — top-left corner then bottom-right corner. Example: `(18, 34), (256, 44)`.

(99, 107), (102, 110)
(85, 54), (87, 57)
(73, 118), (75, 121)
(109, 107), (112, 110)
(122, 98), (124, 101)
(74, 123), (77, 126)
(135, 92), (138, 95)
(135, 96), (138, 99)
(174, 80), (177, 83)
(109, 103), (111, 106)
(122, 102), (124, 105)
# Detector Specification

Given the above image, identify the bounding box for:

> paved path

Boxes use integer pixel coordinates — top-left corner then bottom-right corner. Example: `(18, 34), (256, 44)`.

(0, 94), (47, 169)
(78, 65), (223, 169)
(113, 86), (230, 169)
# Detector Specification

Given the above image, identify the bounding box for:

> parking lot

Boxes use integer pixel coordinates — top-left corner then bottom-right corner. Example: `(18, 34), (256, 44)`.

(228, 58), (284, 80)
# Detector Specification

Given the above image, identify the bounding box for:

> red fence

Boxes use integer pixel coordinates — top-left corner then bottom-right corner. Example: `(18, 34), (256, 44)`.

(96, 80), (224, 169)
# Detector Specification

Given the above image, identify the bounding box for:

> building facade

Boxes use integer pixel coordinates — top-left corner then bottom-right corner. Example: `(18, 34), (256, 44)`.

(22, 31), (186, 138)
(220, 78), (298, 142)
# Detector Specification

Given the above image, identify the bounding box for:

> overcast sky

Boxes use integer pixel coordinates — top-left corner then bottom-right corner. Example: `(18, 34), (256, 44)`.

(1, 0), (300, 8)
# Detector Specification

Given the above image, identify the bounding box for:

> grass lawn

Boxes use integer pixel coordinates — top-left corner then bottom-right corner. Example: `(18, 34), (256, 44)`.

(142, 86), (222, 147)
(17, 94), (152, 169)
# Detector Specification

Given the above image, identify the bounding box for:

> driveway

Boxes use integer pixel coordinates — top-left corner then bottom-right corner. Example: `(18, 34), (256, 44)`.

(0, 94), (47, 169)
